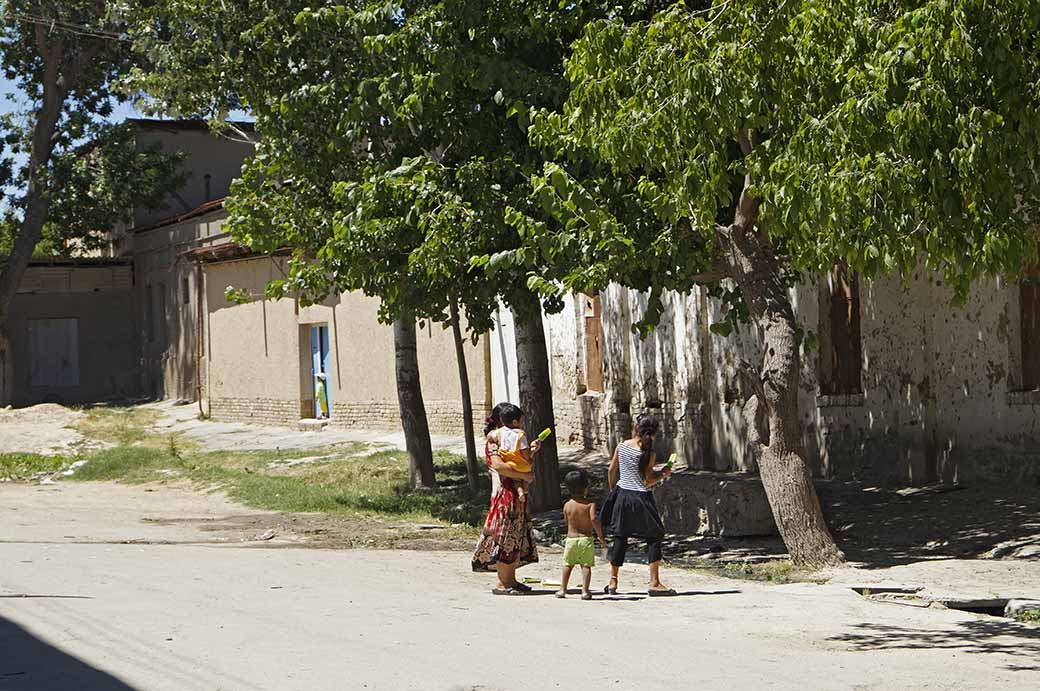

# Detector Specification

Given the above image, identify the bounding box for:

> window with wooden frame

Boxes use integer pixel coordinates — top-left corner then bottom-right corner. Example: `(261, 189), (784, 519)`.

(819, 264), (863, 396)
(583, 292), (604, 393)
(1021, 246), (1040, 391)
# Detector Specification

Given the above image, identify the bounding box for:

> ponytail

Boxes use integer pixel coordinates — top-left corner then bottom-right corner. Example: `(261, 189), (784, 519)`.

(484, 402), (509, 435)
(634, 414), (660, 474)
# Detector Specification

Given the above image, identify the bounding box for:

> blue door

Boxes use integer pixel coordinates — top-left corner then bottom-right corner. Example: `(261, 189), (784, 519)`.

(310, 325), (332, 418)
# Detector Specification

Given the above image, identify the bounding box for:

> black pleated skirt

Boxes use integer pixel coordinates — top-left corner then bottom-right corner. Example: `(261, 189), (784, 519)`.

(599, 487), (665, 539)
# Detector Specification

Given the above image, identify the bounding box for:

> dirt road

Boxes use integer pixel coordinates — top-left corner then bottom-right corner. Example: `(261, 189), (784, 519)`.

(2, 482), (1038, 690)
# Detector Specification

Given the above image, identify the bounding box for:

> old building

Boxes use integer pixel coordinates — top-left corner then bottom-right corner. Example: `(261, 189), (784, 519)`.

(528, 263), (1040, 486)
(4, 257), (137, 406)
(118, 120), (255, 401)
(185, 245), (490, 433)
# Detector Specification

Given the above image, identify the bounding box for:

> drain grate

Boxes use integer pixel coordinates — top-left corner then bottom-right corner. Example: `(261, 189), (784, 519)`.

(854, 589), (1040, 621)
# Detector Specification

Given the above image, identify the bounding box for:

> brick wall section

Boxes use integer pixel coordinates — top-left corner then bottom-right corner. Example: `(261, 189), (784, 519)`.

(209, 396), (488, 438)
(209, 397), (301, 427)
(330, 399), (489, 437)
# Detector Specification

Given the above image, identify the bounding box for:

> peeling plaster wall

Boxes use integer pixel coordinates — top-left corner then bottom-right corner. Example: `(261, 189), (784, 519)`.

(546, 272), (1040, 486)
(132, 210), (228, 401)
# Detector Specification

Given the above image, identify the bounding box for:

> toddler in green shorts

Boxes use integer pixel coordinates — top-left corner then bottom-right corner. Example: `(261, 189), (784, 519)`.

(557, 469), (608, 600)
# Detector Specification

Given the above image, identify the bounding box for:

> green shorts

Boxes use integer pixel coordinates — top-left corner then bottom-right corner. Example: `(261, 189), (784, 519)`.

(563, 536), (596, 567)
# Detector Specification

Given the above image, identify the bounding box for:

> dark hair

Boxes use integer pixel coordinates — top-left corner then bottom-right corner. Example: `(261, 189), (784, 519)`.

(484, 402), (509, 436)
(498, 403), (524, 428)
(564, 469), (589, 497)
(634, 414), (660, 474)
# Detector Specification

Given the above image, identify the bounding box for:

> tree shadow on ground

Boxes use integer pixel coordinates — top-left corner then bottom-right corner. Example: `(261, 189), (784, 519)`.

(817, 481), (1040, 568)
(828, 617), (1040, 672)
(0, 614), (137, 690)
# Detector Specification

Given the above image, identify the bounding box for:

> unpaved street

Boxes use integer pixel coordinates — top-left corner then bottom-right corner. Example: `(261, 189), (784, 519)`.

(2, 482), (1039, 690)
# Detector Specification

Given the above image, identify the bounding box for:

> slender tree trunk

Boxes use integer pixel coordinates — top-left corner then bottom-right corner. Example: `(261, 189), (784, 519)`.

(449, 299), (480, 491)
(0, 30), (68, 403)
(512, 290), (562, 513)
(723, 169), (845, 568)
(393, 316), (436, 489)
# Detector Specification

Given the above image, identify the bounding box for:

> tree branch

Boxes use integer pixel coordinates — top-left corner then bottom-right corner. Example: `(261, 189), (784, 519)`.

(734, 129), (760, 232)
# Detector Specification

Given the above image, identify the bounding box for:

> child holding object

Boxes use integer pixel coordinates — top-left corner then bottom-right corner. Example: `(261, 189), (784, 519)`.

(599, 414), (676, 596)
(485, 403), (541, 504)
(556, 469), (608, 600)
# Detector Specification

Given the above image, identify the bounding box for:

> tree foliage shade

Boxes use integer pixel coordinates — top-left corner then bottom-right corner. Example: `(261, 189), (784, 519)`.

(516, 0), (1040, 313)
(0, 1), (182, 310)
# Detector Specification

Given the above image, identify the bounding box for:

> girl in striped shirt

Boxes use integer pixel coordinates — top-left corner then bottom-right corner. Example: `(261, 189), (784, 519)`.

(599, 414), (675, 596)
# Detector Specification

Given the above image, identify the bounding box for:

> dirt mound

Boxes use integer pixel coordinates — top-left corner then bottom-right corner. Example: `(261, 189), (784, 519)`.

(0, 404), (85, 455)
(0, 403), (82, 425)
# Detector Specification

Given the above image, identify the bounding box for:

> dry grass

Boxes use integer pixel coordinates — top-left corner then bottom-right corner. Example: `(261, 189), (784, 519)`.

(66, 407), (487, 537)
(72, 407), (163, 446)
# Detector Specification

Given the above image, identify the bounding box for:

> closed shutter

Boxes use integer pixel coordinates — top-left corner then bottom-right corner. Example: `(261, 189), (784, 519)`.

(821, 264), (862, 395)
(584, 292), (604, 393)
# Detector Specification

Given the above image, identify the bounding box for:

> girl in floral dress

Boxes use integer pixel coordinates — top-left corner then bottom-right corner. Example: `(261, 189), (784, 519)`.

(471, 403), (540, 595)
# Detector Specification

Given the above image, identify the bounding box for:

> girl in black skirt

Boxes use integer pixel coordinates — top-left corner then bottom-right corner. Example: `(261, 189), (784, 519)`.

(599, 414), (675, 596)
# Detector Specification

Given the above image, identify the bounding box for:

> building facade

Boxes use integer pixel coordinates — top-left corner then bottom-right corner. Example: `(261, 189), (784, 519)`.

(532, 265), (1040, 486)
(191, 249), (490, 434)
(4, 258), (138, 406)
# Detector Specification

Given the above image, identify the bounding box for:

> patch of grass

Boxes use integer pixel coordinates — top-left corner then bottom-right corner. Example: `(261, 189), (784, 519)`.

(713, 560), (820, 584)
(73, 407), (162, 445)
(0, 452), (66, 479)
(70, 446), (179, 483)
(1016, 608), (1040, 624)
(68, 440), (490, 529)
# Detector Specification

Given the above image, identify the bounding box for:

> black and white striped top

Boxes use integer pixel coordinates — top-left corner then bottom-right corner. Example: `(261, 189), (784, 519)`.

(617, 442), (649, 492)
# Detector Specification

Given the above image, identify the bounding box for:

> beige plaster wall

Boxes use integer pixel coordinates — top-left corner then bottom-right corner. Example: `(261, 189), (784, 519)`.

(133, 127), (253, 228)
(202, 257), (489, 433)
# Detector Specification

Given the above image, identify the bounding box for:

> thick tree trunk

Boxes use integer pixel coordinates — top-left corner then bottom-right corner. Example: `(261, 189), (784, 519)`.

(512, 290), (562, 513)
(393, 316), (436, 489)
(0, 30), (69, 400)
(727, 223), (845, 569)
(449, 299), (480, 491)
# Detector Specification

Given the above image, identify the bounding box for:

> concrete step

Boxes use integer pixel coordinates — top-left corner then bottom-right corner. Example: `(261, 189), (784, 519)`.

(297, 418), (329, 432)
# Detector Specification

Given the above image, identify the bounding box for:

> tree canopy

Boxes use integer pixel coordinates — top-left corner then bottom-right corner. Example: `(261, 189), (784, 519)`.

(0, 0), (183, 337)
(513, 0), (1040, 308)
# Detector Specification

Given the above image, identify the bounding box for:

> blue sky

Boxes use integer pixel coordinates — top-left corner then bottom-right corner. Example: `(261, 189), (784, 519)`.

(2, 75), (144, 120)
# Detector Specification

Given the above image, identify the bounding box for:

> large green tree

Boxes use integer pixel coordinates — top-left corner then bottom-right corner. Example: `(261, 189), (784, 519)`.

(128, 1), (670, 508)
(508, 0), (1040, 566)
(0, 0), (182, 402)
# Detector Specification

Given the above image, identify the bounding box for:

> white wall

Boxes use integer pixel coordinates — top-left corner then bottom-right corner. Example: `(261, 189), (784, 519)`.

(489, 301), (555, 408)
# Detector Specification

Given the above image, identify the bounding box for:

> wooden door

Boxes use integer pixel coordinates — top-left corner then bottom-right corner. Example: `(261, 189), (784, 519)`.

(823, 265), (862, 395)
(584, 293), (604, 392)
(29, 319), (80, 388)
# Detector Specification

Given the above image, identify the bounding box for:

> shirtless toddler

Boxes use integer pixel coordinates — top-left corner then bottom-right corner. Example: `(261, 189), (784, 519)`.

(556, 469), (608, 600)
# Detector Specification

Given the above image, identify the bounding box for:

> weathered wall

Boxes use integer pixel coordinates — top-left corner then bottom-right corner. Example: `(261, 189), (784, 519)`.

(131, 210), (228, 401)
(546, 270), (1040, 486)
(202, 257), (490, 434)
(132, 124), (254, 228)
(6, 263), (139, 406)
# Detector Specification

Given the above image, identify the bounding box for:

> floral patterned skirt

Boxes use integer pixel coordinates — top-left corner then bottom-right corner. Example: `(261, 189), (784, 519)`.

(471, 482), (538, 571)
